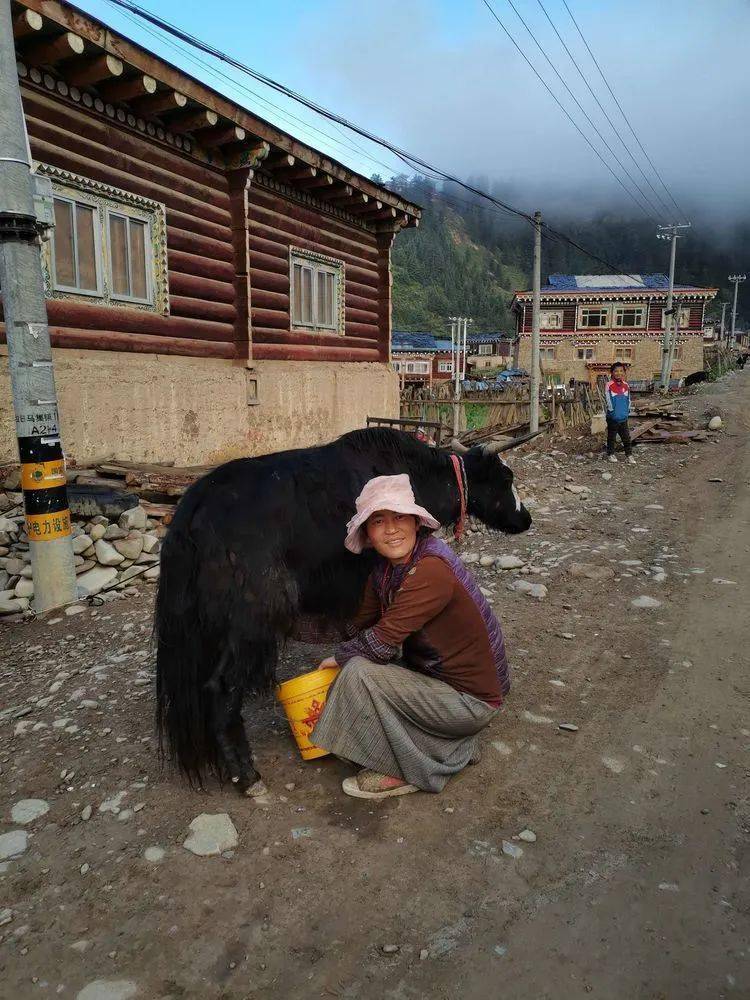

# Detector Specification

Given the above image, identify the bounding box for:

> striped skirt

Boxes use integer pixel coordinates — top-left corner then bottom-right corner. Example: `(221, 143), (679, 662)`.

(311, 656), (499, 793)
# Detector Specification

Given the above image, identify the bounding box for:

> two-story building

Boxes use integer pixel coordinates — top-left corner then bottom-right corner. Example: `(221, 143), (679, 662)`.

(511, 274), (717, 386)
(0, 0), (420, 467)
(391, 331), (461, 387)
(466, 332), (517, 372)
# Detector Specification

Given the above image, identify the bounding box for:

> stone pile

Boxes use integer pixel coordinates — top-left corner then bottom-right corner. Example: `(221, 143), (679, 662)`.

(0, 489), (163, 617)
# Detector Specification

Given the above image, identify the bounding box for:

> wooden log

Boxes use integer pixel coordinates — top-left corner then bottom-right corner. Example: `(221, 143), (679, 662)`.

(326, 184), (353, 202)
(98, 73), (157, 102)
(251, 328), (378, 350)
(166, 107), (219, 133)
(65, 53), (124, 86)
(250, 201), (380, 258)
(248, 232), (288, 261)
(252, 343), (380, 362)
(250, 306), (289, 330)
(13, 9), (44, 38)
(250, 217), (379, 270)
(25, 113), (229, 210)
(344, 320), (381, 338)
(28, 137), (231, 226)
(275, 165), (317, 183)
(251, 287), (289, 311)
(348, 199), (382, 215)
(196, 124), (246, 148)
(21, 90), (222, 188)
(167, 270), (235, 303)
(168, 248), (234, 283)
(45, 299), (233, 342)
(252, 186), (379, 246)
(23, 30), (85, 65)
(169, 295), (237, 324)
(247, 246), (288, 277)
(130, 88), (187, 115)
(248, 268), (288, 294)
(266, 152), (295, 170)
(345, 305), (380, 325)
(46, 327), (235, 358)
(297, 173), (333, 189)
(168, 225), (233, 263)
(344, 288), (380, 312)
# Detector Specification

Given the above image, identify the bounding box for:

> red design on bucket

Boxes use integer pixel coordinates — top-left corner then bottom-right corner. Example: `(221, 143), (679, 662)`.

(300, 698), (325, 732)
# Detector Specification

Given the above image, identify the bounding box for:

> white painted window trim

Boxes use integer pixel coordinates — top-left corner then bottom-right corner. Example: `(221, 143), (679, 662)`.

(290, 247), (345, 334)
(437, 360), (453, 372)
(613, 303), (647, 328)
(578, 305), (610, 329)
(105, 208), (155, 307)
(50, 192), (104, 299)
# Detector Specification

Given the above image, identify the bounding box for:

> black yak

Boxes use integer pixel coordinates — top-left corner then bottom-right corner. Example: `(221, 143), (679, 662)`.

(155, 427), (531, 795)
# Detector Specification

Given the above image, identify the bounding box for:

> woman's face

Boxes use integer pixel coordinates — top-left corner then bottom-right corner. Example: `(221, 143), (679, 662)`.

(365, 510), (418, 564)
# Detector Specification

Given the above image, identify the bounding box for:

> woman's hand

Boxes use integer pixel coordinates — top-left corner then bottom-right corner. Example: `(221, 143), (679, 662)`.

(318, 656), (339, 670)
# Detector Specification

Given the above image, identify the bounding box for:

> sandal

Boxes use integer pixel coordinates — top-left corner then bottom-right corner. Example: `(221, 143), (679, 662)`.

(342, 769), (419, 800)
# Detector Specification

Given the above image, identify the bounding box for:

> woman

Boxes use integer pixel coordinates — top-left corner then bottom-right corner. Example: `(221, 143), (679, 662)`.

(312, 473), (510, 800)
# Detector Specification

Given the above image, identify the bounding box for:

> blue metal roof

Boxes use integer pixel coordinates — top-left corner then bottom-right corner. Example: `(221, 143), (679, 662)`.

(543, 274), (705, 292)
(467, 332), (514, 344)
(391, 331), (437, 352)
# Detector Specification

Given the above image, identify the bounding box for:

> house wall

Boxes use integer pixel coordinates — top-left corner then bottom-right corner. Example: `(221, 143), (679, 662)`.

(517, 334), (704, 384)
(0, 348), (398, 466)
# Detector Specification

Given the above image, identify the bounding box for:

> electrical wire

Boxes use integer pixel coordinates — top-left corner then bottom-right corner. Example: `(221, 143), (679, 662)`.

(535, 0), (673, 219)
(100, 0), (649, 281)
(561, 0), (686, 220)
(482, 0), (657, 222)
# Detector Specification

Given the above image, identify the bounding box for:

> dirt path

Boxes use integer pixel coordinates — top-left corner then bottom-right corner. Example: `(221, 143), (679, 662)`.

(1, 371), (748, 1000)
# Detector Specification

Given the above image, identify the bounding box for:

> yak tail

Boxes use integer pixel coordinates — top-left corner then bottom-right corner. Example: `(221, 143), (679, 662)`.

(154, 483), (221, 785)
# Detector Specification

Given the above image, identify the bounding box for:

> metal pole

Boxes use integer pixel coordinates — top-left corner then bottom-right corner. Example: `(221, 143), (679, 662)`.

(529, 211), (542, 433)
(659, 232), (678, 389)
(729, 274), (746, 347)
(0, 0), (76, 612)
(719, 301), (728, 344)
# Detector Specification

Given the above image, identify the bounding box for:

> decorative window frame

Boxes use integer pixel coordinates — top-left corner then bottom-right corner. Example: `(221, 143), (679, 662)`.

(613, 303), (647, 329)
(289, 246), (345, 335)
(540, 309), (563, 329)
(35, 163), (169, 315)
(477, 343), (493, 355)
(578, 305), (610, 329)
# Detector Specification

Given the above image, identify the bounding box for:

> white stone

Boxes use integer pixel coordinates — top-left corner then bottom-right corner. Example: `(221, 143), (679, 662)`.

(119, 506), (147, 531)
(602, 756), (626, 774)
(707, 415), (722, 430)
(113, 532), (144, 561)
(72, 534), (93, 555)
(479, 554), (496, 568)
(89, 523), (107, 542)
(461, 552), (479, 564)
(601, 472), (612, 481)
(143, 846), (165, 863)
(564, 484), (589, 495)
(76, 565), (118, 597)
(496, 554), (525, 570)
(518, 829), (537, 843)
(81, 805), (93, 821)
(0, 597), (26, 615)
(491, 740), (513, 756)
(144, 566), (160, 581)
(65, 603), (87, 617)
(76, 981), (138, 1000)
(141, 533), (161, 554)
(10, 798), (49, 824)
(509, 579), (548, 600)
(99, 791), (127, 815)
(558, 723), (579, 732)
(522, 710), (554, 725)
(183, 812), (238, 857)
(631, 595), (661, 609)
(502, 840), (523, 859)
(95, 539), (124, 566)
(0, 829), (28, 861)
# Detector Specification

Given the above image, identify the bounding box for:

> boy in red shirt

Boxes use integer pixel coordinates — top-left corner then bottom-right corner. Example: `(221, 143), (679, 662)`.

(605, 362), (635, 464)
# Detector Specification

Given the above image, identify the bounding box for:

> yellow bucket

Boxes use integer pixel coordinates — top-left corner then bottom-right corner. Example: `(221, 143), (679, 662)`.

(276, 666), (340, 760)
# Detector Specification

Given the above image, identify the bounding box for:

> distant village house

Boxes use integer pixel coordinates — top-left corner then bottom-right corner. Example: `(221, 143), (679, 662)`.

(391, 332), (460, 387)
(466, 332), (516, 372)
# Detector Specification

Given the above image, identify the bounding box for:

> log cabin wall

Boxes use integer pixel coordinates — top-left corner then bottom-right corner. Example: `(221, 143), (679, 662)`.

(18, 83), (237, 359)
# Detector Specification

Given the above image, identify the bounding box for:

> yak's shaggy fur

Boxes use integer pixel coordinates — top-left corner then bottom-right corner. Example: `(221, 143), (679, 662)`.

(155, 428), (531, 794)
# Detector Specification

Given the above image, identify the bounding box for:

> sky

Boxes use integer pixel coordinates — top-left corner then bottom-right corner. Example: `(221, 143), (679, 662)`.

(79, 0), (750, 225)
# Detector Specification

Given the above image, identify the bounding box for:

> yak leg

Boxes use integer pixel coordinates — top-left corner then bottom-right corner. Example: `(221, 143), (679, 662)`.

(205, 649), (263, 796)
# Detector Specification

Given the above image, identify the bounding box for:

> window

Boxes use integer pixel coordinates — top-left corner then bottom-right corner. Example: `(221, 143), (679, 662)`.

(614, 347), (634, 362)
(677, 306), (692, 328)
(39, 164), (167, 314)
(540, 347), (556, 360)
(393, 360), (430, 375)
(541, 310), (563, 329)
(478, 344), (493, 355)
(579, 306), (609, 329)
(613, 305), (646, 328)
(290, 249), (343, 332)
(438, 360), (453, 373)
(577, 348), (595, 360)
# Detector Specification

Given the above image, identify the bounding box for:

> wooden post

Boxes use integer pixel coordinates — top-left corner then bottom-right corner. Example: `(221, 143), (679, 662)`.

(227, 168), (253, 363)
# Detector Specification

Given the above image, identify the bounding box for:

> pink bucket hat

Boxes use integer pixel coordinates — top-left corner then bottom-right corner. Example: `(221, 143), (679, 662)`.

(344, 474), (440, 554)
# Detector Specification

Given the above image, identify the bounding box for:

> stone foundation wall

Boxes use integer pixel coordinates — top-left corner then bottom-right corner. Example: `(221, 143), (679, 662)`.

(0, 348), (399, 466)
(517, 335), (704, 384)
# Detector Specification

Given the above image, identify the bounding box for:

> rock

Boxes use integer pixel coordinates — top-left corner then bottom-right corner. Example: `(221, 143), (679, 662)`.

(75, 559), (96, 576)
(80, 862), (90, 874)
(89, 523), (107, 541)
(183, 812), (238, 857)
(502, 840), (523, 859)
(3, 557), (25, 576)
(65, 604), (87, 616)
(509, 579), (548, 600)
(81, 805), (93, 821)
(0, 829), (28, 861)
(0, 907), (13, 925)
(496, 554), (525, 570)
(590, 412), (607, 435)
(631, 595), (662, 609)
(558, 723), (579, 732)
(707, 415), (723, 430)
(518, 829), (537, 843)
(479, 554), (496, 568)
(10, 799), (49, 824)
(419, 948), (429, 961)
(601, 756), (626, 774)
(103, 524), (127, 541)
(76, 980), (138, 1000)
(113, 531), (144, 561)
(522, 710), (553, 725)
(119, 506), (147, 531)
(0, 597), (27, 615)
(558, 632), (575, 640)
(13, 578), (34, 598)
(382, 944), (399, 954)
(72, 534), (93, 555)
(99, 791), (127, 815)
(141, 533), (161, 554)
(461, 553), (479, 564)
(712, 578), (737, 586)
(94, 539), (124, 566)
(564, 484), (589, 495)
(76, 565), (118, 597)
(601, 472), (612, 481)
(143, 846), (165, 863)
(144, 566), (160, 581)
(568, 562), (615, 582)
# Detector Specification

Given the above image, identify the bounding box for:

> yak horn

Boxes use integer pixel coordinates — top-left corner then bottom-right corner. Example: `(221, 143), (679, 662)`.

(448, 438), (469, 454)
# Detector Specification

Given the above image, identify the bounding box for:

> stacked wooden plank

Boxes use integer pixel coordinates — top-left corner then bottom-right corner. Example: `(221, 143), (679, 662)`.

(69, 460), (214, 520)
(630, 404), (708, 444)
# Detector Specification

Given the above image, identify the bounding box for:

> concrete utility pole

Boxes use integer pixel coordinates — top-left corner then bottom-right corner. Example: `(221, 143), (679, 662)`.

(719, 301), (728, 344)
(529, 211), (542, 434)
(448, 315), (472, 438)
(657, 222), (691, 391)
(728, 274), (746, 347)
(0, 0), (76, 612)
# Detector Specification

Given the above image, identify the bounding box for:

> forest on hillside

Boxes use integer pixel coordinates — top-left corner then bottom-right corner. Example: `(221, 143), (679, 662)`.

(383, 174), (748, 336)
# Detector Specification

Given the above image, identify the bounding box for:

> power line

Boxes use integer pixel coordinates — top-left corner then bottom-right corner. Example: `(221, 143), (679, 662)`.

(101, 0), (646, 281)
(535, 0), (674, 219)
(560, 0), (686, 220)
(498, 0), (664, 221)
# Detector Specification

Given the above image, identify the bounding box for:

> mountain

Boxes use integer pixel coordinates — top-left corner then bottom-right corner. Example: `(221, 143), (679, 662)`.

(383, 175), (746, 335)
